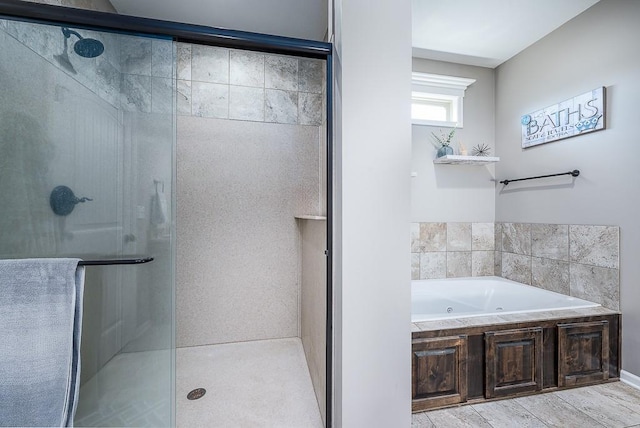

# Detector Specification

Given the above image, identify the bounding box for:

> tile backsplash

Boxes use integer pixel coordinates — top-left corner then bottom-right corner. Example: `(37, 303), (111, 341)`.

(412, 222), (620, 310)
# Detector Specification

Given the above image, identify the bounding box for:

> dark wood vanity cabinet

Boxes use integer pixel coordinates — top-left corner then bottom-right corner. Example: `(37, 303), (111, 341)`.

(411, 314), (620, 411)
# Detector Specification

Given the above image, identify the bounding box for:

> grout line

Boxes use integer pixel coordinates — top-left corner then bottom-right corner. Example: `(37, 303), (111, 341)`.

(176, 335), (302, 350)
(509, 399), (552, 428)
(593, 383), (640, 418)
(568, 224), (572, 298)
(425, 413), (436, 427)
(551, 390), (609, 428)
(467, 405), (495, 428)
(528, 224), (533, 285)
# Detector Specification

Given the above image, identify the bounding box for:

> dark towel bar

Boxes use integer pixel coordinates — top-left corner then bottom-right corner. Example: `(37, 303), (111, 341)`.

(78, 257), (154, 266)
(499, 170), (580, 186)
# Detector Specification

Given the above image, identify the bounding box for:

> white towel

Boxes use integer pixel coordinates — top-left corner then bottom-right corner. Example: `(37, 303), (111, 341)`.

(0, 258), (85, 427)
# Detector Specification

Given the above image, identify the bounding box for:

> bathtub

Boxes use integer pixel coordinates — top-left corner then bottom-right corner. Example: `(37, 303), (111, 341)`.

(412, 276), (600, 322)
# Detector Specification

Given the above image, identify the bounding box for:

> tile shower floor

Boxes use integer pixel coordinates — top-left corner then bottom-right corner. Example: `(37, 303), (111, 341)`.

(177, 337), (324, 428)
(74, 349), (171, 427)
(412, 381), (640, 428)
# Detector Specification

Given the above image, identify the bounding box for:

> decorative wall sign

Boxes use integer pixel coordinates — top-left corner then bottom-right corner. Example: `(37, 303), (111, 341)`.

(521, 87), (605, 148)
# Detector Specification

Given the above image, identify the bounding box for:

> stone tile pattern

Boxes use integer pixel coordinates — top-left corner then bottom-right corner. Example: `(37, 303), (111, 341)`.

(1, 19), (175, 112)
(176, 43), (325, 125)
(412, 381), (640, 428)
(412, 221), (620, 310)
(495, 222), (620, 310)
(1, 22), (325, 124)
(411, 222), (495, 280)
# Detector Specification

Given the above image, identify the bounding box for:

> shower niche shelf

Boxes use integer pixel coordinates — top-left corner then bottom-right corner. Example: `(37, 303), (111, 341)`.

(433, 155), (500, 165)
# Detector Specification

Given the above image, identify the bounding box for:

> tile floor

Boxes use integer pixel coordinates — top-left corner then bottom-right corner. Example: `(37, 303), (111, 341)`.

(412, 381), (640, 428)
(74, 349), (171, 427)
(177, 337), (323, 428)
(72, 340), (640, 428)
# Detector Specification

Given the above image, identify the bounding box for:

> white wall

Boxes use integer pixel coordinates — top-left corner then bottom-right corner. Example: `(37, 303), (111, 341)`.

(332, 0), (412, 426)
(174, 46), (325, 348)
(299, 218), (327, 424)
(495, 0), (640, 377)
(177, 117), (320, 347)
(411, 59), (496, 222)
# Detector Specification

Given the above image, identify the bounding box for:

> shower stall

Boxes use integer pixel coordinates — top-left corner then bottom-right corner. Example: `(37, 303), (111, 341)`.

(0, 16), (176, 427)
(0, 2), (332, 427)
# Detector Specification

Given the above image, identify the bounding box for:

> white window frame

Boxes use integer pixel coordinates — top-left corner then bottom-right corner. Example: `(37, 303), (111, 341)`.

(411, 72), (476, 128)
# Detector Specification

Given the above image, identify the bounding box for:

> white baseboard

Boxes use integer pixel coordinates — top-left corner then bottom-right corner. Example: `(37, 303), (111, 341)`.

(621, 370), (640, 390)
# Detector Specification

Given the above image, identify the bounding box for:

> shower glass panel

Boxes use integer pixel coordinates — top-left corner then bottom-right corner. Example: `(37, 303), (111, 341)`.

(0, 18), (175, 427)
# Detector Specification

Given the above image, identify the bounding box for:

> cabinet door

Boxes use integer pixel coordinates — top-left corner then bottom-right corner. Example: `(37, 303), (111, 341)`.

(558, 321), (609, 387)
(485, 327), (543, 399)
(412, 335), (468, 411)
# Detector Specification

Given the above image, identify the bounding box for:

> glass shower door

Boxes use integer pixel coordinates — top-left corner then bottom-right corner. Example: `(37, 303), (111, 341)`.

(0, 17), (175, 427)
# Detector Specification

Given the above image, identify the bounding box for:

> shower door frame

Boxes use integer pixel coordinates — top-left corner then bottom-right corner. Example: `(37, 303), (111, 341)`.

(0, 1), (335, 427)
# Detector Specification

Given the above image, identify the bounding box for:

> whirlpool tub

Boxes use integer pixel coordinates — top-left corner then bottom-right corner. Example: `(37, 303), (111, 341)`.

(412, 276), (600, 322)
(411, 276), (620, 413)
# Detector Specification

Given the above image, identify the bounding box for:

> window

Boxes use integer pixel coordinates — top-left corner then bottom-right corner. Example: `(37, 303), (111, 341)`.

(411, 72), (475, 128)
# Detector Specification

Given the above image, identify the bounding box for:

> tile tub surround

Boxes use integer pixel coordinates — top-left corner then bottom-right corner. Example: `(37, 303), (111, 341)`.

(175, 43), (325, 125)
(412, 222), (621, 310)
(411, 222), (495, 280)
(496, 222), (620, 311)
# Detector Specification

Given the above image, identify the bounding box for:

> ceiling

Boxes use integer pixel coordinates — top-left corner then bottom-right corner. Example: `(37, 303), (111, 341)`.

(412, 0), (600, 68)
(109, 0), (599, 68)
(109, 0), (329, 41)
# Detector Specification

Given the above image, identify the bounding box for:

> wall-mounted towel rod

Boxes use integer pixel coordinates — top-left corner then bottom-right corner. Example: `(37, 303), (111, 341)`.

(500, 170), (580, 186)
(78, 257), (154, 266)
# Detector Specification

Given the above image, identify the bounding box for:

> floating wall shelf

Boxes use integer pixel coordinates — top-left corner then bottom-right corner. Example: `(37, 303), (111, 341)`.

(433, 155), (500, 165)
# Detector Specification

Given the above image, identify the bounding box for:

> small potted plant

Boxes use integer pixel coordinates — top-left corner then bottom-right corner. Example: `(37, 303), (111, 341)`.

(431, 128), (456, 158)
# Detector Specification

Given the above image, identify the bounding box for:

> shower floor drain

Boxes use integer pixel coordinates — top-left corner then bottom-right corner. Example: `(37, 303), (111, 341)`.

(187, 388), (206, 400)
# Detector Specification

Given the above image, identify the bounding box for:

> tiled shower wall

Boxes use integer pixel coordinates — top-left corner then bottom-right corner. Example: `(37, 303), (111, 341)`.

(174, 43), (325, 125)
(0, 19), (124, 108)
(19, 0), (115, 12)
(412, 222), (620, 310)
(0, 23), (328, 125)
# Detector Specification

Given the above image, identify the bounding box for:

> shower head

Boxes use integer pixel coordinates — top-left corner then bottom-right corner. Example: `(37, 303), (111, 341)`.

(60, 27), (104, 58)
(73, 37), (105, 58)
